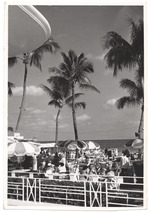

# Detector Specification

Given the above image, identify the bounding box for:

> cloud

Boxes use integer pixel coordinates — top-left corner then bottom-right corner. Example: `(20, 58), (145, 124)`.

(56, 33), (68, 39)
(25, 107), (46, 114)
(106, 98), (118, 106)
(103, 98), (118, 110)
(13, 86), (44, 96)
(77, 114), (91, 122)
(59, 123), (68, 129)
(32, 109), (46, 114)
(86, 51), (107, 62)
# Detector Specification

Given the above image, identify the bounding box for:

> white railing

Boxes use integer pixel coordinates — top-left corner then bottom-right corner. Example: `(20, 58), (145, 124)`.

(7, 172), (144, 207)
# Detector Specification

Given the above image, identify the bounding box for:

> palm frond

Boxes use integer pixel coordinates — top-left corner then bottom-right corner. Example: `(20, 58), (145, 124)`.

(48, 100), (61, 108)
(128, 18), (143, 55)
(119, 79), (137, 96)
(48, 67), (62, 74)
(65, 93), (84, 104)
(30, 38), (60, 70)
(59, 63), (71, 78)
(68, 50), (76, 64)
(77, 53), (85, 64)
(61, 52), (71, 66)
(8, 127), (14, 132)
(47, 75), (69, 85)
(74, 102), (86, 109)
(35, 38), (60, 55)
(30, 52), (42, 70)
(116, 96), (140, 109)
(8, 57), (18, 68)
(46, 76), (71, 99)
(68, 102), (86, 109)
(104, 47), (136, 76)
(103, 31), (132, 50)
(78, 75), (91, 84)
(8, 81), (15, 96)
(40, 84), (53, 96)
(79, 83), (100, 93)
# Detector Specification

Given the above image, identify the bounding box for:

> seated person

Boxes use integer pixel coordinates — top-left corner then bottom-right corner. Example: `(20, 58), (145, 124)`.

(58, 154), (66, 173)
(105, 167), (116, 189)
(79, 169), (88, 181)
(45, 163), (53, 178)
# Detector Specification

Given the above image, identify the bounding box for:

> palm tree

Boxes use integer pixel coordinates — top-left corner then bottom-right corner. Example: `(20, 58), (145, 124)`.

(116, 70), (144, 138)
(103, 18), (143, 78)
(48, 50), (100, 141)
(8, 38), (60, 133)
(41, 77), (86, 152)
(103, 18), (144, 139)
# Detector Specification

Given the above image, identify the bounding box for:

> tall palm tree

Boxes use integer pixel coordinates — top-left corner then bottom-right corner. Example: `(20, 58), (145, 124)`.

(48, 50), (100, 141)
(8, 38), (60, 132)
(103, 18), (143, 78)
(116, 70), (144, 138)
(41, 77), (86, 152)
(103, 18), (144, 139)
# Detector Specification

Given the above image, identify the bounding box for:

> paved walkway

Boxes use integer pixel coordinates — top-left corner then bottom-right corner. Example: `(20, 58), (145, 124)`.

(6, 199), (81, 209)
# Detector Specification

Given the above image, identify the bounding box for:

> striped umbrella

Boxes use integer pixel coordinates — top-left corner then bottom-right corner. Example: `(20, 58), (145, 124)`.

(8, 142), (40, 158)
(87, 140), (100, 150)
(57, 140), (87, 150)
(8, 137), (18, 146)
(125, 138), (143, 149)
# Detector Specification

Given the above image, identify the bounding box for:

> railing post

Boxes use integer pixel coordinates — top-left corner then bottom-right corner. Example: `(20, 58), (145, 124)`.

(27, 178), (29, 201)
(35, 179), (37, 202)
(89, 181), (91, 207)
(84, 181), (86, 207)
(105, 180), (108, 207)
(22, 178), (24, 201)
(100, 182), (102, 207)
(39, 178), (41, 203)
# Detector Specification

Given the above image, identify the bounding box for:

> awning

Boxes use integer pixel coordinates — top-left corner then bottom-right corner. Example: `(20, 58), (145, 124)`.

(8, 5), (51, 57)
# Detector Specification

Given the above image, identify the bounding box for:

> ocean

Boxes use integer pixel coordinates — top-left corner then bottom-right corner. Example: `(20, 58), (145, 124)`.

(38, 139), (134, 154)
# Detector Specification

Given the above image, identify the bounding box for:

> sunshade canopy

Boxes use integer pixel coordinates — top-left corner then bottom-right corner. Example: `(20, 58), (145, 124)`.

(87, 140), (100, 150)
(125, 138), (143, 149)
(8, 141), (40, 158)
(57, 140), (87, 150)
(8, 5), (51, 57)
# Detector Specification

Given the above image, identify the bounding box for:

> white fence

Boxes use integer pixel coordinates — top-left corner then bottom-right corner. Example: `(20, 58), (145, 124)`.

(7, 172), (144, 207)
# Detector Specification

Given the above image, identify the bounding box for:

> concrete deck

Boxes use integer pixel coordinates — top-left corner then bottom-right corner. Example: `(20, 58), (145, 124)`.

(6, 199), (82, 209)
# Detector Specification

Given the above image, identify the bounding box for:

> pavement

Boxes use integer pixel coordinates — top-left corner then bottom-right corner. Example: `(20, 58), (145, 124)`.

(5, 199), (83, 210)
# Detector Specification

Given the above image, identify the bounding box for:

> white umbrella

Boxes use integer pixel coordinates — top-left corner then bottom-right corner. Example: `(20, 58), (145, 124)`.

(125, 138), (143, 149)
(8, 142), (40, 158)
(87, 141), (100, 150)
(8, 137), (18, 146)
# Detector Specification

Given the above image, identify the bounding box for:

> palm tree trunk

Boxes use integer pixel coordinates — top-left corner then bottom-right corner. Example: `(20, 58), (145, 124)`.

(15, 63), (28, 132)
(71, 83), (78, 141)
(138, 104), (144, 139)
(55, 109), (60, 152)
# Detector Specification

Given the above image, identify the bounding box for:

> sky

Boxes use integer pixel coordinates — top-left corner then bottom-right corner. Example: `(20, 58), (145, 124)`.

(8, 5), (143, 141)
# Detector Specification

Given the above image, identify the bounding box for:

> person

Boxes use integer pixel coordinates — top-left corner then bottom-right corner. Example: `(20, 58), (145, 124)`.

(59, 153), (66, 173)
(124, 148), (130, 158)
(105, 167), (116, 189)
(104, 148), (108, 156)
(45, 163), (53, 178)
(120, 150), (129, 168)
(119, 150), (131, 178)
(52, 152), (61, 172)
(83, 153), (91, 169)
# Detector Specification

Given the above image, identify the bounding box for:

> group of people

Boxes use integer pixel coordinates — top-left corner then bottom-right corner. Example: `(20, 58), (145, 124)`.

(36, 147), (137, 186)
